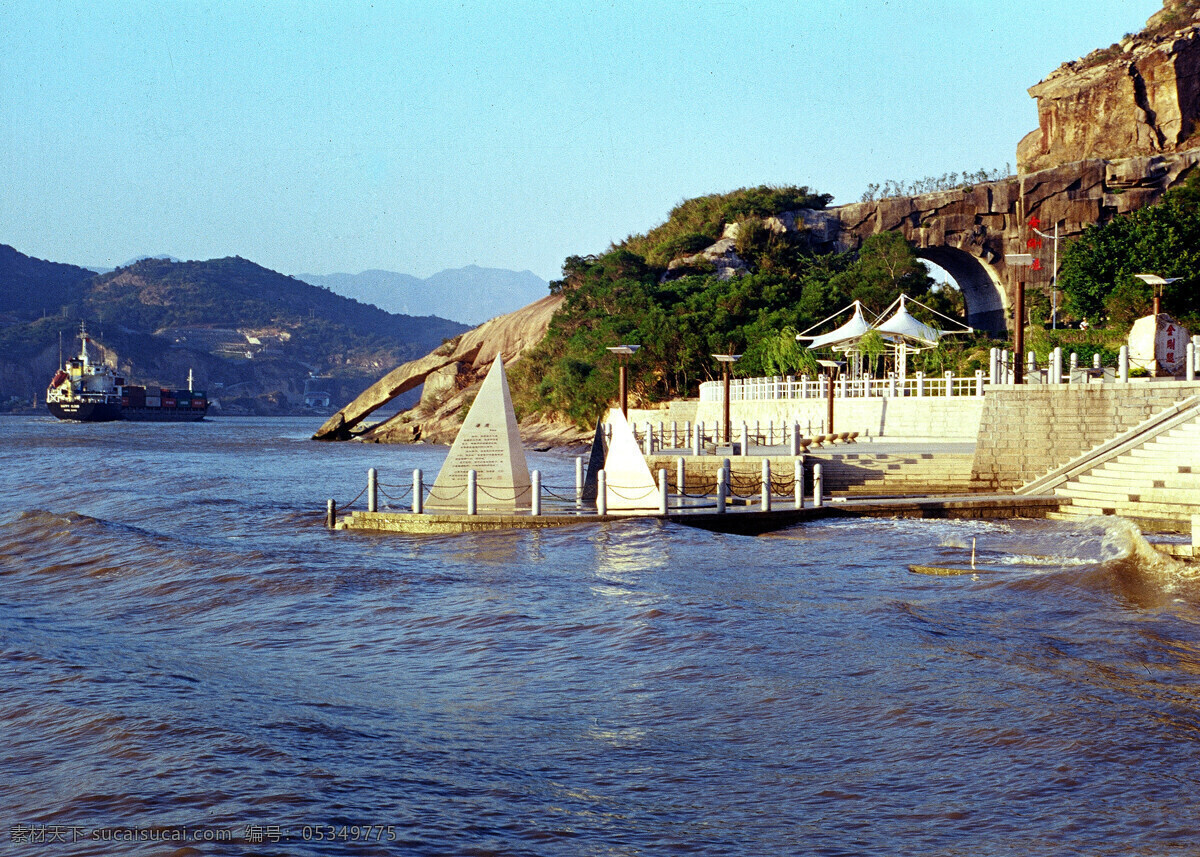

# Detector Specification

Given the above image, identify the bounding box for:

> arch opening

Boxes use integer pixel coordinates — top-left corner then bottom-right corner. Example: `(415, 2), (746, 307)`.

(916, 246), (1007, 334)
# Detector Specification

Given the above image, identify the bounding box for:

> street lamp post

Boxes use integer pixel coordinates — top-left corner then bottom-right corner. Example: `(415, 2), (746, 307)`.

(1134, 273), (1181, 319)
(713, 353), (741, 445)
(817, 359), (840, 435)
(1005, 253), (1035, 384)
(606, 344), (640, 418)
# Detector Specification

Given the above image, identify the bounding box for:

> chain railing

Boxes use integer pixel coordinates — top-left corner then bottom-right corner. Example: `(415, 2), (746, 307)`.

(325, 457), (826, 526)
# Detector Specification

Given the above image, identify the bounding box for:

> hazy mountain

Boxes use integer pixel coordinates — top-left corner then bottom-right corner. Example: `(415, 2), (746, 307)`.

(0, 246), (469, 410)
(297, 265), (549, 326)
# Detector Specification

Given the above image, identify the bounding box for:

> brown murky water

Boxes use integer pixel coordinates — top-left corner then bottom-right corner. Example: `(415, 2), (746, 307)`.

(3, 415), (1200, 855)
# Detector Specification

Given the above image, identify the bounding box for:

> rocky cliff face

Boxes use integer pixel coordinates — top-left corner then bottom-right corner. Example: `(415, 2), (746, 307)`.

(1019, 1), (1200, 173)
(358, 293), (591, 446)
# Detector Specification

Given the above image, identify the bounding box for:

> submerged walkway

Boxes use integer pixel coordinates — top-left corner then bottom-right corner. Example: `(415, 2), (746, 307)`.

(336, 493), (1060, 536)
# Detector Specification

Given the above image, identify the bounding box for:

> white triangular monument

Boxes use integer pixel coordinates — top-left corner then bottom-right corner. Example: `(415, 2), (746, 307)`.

(430, 357), (531, 511)
(602, 408), (658, 511)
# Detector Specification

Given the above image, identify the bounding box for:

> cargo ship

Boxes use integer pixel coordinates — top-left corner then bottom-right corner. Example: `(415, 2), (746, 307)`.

(46, 325), (208, 423)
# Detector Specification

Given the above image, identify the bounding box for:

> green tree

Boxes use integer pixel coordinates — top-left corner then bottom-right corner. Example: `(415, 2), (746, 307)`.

(1058, 172), (1200, 322)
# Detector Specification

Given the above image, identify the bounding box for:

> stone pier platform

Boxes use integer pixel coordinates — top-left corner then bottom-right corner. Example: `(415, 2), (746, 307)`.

(334, 494), (1061, 536)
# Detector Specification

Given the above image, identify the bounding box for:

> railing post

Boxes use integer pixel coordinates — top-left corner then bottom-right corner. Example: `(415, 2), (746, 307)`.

(367, 467), (378, 513)
(794, 458), (803, 509)
(677, 457), (686, 498)
(467, 470), (478, 515)
(791, 421), (800, 456)
(741, 421), (749, 456)
(717, 466), (727, 514)
(658, 468), (668, 515)
(916, 371), (924, 397)
(575, 456), (584, 508)
(1188, 343), (1196, 382)
(532, 469), (542, 516)
(413, 469), (423, 514)
(761, 459), (771, 512)
(693, 422), (702, 456)
(975, 369), (985, 396)
(813, 463), (823, 508)
(326, 499), (336, 528)
(1119, 345), (1129, 382)
(597, 470), (607, 515)
(944, 370), (954, 397)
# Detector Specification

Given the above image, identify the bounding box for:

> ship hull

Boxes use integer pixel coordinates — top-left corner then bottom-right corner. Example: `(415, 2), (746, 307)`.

(47, 400), (124, 422)
(122, 406), (208, 422)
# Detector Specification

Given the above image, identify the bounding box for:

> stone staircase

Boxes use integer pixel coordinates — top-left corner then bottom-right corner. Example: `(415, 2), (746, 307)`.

(1048, 417), (1200, 530)
(1012, 395), (1200, 532)
(814, 451), (978, 497)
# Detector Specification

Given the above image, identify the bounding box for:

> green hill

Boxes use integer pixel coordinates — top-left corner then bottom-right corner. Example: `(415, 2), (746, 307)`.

(510, 185), (973, 425)
(0, 247), (468, 411)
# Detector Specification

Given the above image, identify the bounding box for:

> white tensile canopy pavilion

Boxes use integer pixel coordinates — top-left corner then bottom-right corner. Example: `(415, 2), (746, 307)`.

(798, 295), (971, 380)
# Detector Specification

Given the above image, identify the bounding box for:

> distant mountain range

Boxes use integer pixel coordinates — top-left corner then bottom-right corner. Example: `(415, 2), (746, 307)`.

(296, 266), (549, 326)
(0, 244), (469, 413)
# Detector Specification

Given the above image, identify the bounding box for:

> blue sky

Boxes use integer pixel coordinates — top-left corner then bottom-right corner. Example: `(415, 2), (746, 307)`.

(1, 0), (1165, 281)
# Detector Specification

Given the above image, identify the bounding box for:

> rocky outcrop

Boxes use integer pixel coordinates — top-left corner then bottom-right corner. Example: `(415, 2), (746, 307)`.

(312, 341), (481, 440)
(1019, 1), (1200, 173)
(350, 293), (591, 446)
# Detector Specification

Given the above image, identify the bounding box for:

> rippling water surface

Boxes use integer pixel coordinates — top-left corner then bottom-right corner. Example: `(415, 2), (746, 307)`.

(3, 415), (1200, 855)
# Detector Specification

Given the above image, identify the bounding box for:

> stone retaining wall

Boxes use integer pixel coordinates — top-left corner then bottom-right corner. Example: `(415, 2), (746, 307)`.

(971, 381), (1200, 490)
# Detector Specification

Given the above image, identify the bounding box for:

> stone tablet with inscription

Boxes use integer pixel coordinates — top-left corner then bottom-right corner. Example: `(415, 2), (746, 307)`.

(1129, 313), (1191, 375)
(430, 357), (531, 510)
(603, 408), (658, 511)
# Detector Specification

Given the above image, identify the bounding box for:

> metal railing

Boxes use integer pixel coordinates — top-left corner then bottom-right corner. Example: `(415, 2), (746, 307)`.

(699, 371), (987, 402)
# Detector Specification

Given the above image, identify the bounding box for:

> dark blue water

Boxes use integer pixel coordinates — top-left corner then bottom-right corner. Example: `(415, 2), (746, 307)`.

(3, 415), (1200, 855)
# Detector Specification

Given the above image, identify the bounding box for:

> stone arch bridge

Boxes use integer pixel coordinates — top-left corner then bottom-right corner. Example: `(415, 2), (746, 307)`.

(783, 149), (1200, 333)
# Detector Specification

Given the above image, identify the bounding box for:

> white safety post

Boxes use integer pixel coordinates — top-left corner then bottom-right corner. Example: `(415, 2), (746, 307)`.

(813, 463), (823, 508)
(944, 370), (954, 397)
(413, 469), (423, 514)
(643, 423), (653, 455)
(531, 470), (541, 516)
(692, 422), (702, 456)
(794, 458), (803, 510)
(717, 466), (727, 514)
(597, 470), (607, 515)
(761, 459), (771, 512)
(467, 470), (478, 515)
(672, 420), (678, 449)
(1189, 343), (1196, 382)
(677, 457), (686, 499)
(368, 467), (377, 513)
(658, 468), (668, 515)
(741, 421), (749, 456)
(791, 421), (801, 456)
(916, 371), (925, 397)
(575, 456), (584, 508)
(1119, 345), (1129, 382)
